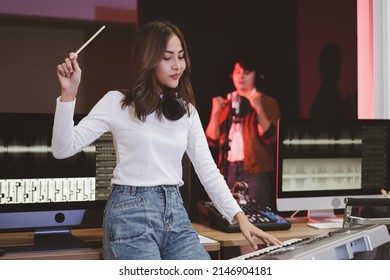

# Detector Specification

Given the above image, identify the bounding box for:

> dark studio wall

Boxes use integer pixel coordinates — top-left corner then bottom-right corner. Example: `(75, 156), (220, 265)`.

(300, 0), (357, 119)
(0, 16), (135, 114)
(138, 0), (358, 221)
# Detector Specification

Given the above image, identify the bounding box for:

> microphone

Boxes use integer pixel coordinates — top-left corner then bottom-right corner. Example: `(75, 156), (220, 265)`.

(231, 91), (240, 121)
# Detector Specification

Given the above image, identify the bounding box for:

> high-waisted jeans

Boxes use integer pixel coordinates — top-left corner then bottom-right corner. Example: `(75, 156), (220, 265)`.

(102, 184), (210, 260)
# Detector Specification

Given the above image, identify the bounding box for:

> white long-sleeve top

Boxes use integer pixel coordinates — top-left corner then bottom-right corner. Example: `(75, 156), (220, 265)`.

(52, 90), (242, 223)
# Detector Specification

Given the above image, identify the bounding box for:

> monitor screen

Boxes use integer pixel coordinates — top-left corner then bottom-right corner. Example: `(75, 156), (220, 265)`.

(276, 118), (388, 221)
(0, 113), (114, 251)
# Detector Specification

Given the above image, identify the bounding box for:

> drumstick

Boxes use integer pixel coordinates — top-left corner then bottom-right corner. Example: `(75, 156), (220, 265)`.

(75, 25), (106, 55)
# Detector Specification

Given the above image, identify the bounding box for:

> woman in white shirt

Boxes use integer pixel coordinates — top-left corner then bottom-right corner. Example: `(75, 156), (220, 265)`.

(53, 21), (282, 260)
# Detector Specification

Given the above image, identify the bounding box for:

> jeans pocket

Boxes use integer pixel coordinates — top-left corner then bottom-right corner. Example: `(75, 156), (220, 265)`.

(107, 196), (146, 242)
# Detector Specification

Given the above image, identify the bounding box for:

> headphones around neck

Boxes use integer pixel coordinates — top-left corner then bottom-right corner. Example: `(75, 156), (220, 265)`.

(162, 91), (186, 121)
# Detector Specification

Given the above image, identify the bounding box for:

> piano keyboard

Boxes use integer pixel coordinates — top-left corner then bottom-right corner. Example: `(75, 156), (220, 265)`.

(231, 224), (390, 260)
(231, 238), (302, 260)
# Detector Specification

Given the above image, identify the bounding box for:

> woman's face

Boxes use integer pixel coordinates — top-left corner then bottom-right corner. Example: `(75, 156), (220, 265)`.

(155, 35), (186, 90)
(232, 62), (255, 92)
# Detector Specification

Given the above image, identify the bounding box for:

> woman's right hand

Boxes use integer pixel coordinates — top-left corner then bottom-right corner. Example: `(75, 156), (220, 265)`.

(56, 52), (82, 102)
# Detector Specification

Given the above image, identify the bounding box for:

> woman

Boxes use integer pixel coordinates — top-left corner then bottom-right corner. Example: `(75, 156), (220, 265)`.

(53, 21), (282, 260)
(206, 54), (280, 207)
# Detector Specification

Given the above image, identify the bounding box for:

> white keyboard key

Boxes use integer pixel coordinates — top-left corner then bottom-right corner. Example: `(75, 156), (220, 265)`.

(231, 238), (302, 260)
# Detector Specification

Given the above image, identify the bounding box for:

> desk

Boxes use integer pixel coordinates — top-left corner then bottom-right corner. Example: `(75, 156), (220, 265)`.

(0, 228), (103, 260)
(0, 227), (220, 260)
(1, 223), (326, 260)
(192, 222), (335, 259)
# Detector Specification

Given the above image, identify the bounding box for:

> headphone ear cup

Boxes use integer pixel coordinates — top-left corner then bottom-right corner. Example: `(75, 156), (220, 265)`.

(162, 94), (186, 120)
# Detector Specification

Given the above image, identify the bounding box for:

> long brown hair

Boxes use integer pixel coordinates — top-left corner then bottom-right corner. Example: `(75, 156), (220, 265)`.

(121, 21), (196, 121)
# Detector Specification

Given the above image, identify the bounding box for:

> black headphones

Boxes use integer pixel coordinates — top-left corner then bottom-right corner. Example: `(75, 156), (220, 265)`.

(162, 91), (186, 121)
(231, 181), (249, 205)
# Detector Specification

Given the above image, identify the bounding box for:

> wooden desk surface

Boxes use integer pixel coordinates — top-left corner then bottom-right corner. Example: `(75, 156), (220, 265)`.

(0, 228), (103, 260)
(0, 226), (219, 260)
(192, 222), (334, 247)
(0, 222), (328, 260)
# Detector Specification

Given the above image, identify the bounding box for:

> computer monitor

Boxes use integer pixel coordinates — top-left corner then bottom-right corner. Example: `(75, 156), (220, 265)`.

(276, 118), (388, 222)
(0, 112), (113, 251)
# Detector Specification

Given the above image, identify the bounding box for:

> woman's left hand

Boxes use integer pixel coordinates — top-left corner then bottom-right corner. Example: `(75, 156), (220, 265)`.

(235, 212), (283, 250)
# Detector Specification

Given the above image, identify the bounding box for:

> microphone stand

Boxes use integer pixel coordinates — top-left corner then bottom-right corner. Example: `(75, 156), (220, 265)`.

(220, 101), (235, 182)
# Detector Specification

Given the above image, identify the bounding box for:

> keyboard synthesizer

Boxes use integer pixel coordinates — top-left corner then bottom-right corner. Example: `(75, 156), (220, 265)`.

(197, 201), (291, 232)
(231, 224), (390, 260)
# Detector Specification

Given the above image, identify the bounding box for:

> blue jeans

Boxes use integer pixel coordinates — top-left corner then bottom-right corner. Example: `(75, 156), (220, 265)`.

(102, 184), (210, 260)
(226, 161), (274, 207)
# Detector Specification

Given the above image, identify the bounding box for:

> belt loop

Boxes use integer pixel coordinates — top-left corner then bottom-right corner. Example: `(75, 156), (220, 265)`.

(130, 186), (137, 196)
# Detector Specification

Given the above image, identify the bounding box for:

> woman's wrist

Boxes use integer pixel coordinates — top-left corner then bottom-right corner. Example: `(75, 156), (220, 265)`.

(60, 96), (76, 102)
(60, 90), (77, 102)
(234, 211), (249, 224)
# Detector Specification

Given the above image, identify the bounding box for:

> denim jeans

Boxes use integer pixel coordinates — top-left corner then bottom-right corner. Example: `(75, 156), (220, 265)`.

(102, 184), (210, 260)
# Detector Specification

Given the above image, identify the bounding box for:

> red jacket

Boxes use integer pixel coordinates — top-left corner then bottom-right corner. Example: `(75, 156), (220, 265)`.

(207, 93), (280, 176)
